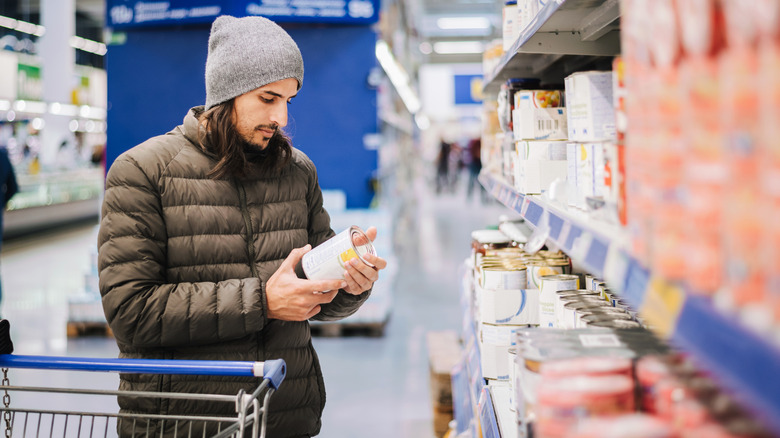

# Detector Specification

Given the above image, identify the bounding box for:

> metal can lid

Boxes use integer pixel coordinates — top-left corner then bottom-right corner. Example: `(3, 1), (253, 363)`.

(349, 226), (377, 268)
(590, 319), (643, 329)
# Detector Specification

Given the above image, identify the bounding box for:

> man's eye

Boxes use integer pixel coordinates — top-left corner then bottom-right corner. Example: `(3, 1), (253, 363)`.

(261, 97), (274, 103)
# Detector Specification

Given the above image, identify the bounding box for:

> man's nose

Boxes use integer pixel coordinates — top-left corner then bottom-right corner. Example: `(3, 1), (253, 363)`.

(269, 103), (287, 127)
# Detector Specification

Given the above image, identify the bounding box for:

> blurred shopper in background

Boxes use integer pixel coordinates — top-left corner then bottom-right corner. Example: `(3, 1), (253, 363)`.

(435, 137), (452, 193)
(0, 146), (17, 310)
(97, 15), (386, 437)
(465, 137), (486, 202)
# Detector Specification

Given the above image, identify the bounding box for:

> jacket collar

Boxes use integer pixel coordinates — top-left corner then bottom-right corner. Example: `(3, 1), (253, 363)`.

(181, 106), (218, 160)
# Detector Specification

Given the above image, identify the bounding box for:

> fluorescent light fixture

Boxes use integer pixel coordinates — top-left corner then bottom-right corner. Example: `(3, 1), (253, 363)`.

(375, 40), (421, 114)
(49, 102), (80, 117)
(0, 100), (10, 111)
(437, 17), (491, 30)
(433, 41), (485, 54)
(70, 36), (107, 56)
(0, 15), (106, 55)
(0, 15), (44, 37)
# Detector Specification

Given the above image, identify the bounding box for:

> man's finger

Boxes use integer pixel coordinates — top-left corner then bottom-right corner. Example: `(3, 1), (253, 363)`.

(365, 226), (377, 242)
(362, 253), (387, 270)
(311, 279), (347, 292)
(280, 244), (311, 270)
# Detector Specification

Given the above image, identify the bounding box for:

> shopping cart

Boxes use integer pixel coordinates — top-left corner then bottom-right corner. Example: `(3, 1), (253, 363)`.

(0, 353), (287, 438)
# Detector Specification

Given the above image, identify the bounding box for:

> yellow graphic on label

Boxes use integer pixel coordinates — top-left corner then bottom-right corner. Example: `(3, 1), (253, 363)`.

(640, 277), (686, 339)
(339, 248), (359, 267)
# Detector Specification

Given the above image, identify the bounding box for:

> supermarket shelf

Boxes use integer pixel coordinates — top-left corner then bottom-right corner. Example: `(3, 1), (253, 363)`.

(484, 0), (620, 93)
(479, 171), (780, 435)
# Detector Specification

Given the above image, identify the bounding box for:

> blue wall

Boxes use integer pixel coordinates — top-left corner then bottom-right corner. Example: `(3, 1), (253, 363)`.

(106, 23), (378, 208)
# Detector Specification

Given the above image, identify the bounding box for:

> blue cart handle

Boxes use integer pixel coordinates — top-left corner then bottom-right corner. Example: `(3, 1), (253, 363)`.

(0, 354), (286, 389)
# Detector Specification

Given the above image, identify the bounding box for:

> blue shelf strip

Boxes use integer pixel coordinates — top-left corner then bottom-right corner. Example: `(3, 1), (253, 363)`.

(478, 387), (501, 438)
(674, 297), (780, 434)
(479, 172), (780, 434)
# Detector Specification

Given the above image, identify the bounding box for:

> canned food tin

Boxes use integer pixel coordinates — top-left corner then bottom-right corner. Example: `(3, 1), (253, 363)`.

(580, 311), (634, 326)
(527, 262), (566, 289)
(536, 375), (635, 438)
(556, 293), (603, 327)
(302, 226), (376, 281)
(481, 265), (528, 290)
(589, 319), (642, 329)
(540, 356), (633, 379)
(562, 300), (610, 329)
(539, 274), (580, 328)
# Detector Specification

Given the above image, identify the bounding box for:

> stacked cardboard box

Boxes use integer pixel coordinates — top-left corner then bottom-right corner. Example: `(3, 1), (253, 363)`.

(426, 330), (462, 437)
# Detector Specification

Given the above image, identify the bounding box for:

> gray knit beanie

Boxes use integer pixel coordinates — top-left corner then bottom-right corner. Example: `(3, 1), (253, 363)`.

(204, 15), (304, 110)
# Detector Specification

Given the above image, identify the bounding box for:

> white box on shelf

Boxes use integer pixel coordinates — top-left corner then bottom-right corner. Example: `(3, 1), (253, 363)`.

(515, 140), (568, 162)
(574, 142), (614, 209)
(479, 323), (525, 380)
(513, 159), (567, 195)
(564, 71), (615, 142)
(567, 142), (578, 207)
(512, 107), (568, 141)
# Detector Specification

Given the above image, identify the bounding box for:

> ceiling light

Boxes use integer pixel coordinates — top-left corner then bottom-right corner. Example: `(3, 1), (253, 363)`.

(376, 40), (421, 114)
(437, 17), (491, 30)
(433, 41), (485, 54)
(419, 42), (433, 55)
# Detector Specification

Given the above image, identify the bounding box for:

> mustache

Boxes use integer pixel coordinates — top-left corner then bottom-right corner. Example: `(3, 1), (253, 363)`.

(255, 124), (279, 132)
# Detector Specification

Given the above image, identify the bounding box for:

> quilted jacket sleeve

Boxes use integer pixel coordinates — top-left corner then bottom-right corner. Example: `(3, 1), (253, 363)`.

(98, 153), (268, 348)
(297, 154), (371, 322)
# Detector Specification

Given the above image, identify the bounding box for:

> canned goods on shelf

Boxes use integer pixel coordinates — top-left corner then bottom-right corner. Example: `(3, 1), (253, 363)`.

(540, 356), (634, 379)
(536, 375), (636, 438)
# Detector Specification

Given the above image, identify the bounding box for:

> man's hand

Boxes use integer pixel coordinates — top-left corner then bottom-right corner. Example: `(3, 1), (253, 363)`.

(342, 226), (388, 295)
(266, 245), (346, 321)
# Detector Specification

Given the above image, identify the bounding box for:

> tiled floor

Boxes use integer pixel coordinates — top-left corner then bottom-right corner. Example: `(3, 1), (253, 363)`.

(0, 170), (512, 438)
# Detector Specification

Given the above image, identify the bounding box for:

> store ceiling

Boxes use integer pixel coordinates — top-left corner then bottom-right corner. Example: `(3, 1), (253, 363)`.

(405, 0), (503, 65)
(14, 0), (500, 65)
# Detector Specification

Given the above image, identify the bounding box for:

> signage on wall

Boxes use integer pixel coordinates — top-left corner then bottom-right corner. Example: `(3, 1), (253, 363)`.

(454, 74), (483, 105)
(105, 0), (379, 28)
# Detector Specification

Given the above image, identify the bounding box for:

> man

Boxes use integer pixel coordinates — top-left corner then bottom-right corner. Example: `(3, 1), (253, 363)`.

(98, 15), (386, 437)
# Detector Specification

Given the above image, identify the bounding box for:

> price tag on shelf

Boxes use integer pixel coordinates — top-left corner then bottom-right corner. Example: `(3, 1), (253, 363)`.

(519, 197), (531, 217)
(569, 231), (592, 264)
(639, 277), (686, 339)
(603, 246), (630, 294)
(558, 221), (572, 250)
(548, 213), (564, 241)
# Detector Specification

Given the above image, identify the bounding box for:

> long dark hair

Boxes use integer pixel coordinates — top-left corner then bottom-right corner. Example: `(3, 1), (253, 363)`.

(197, 99), (293, 179)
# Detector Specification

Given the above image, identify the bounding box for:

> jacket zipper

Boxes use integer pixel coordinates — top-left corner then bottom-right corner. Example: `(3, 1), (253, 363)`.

(236, 180), (264, 364)
(236, 181), (259, 278)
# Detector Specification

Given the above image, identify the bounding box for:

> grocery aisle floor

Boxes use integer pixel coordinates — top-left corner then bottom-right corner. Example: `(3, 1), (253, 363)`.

(0, 169), (511, 438)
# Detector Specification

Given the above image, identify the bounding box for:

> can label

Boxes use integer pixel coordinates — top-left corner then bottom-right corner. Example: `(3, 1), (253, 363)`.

(539, 275), (580, 328)
(302, 226), (376, 281)
(481, 266), (528, 290)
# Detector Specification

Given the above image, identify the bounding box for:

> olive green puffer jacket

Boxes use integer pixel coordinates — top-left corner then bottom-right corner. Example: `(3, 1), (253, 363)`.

(98, 107), (370, 437)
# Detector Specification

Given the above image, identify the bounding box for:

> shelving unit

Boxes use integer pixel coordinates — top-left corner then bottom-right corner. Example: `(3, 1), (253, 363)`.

(472, 0), (780, 435)
(479, 173), (780, 434)
(483, 0), (620, 93)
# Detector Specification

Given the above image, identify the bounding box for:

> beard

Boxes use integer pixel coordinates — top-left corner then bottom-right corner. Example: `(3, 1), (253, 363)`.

(239, 123), (279, 150)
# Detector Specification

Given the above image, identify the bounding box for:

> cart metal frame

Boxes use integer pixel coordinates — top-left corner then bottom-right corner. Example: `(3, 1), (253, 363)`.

(0, 354), (287, 438)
